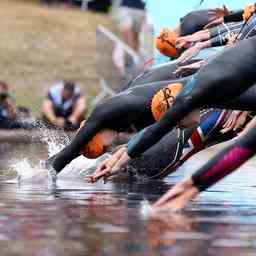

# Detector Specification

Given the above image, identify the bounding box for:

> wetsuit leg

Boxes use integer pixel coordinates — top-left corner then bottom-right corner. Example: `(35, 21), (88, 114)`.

(127, 36), (256, 158)
(192, 127), (256, 192)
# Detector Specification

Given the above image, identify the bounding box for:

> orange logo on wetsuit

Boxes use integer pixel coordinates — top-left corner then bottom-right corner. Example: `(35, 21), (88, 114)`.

(151, 83), (183, 121)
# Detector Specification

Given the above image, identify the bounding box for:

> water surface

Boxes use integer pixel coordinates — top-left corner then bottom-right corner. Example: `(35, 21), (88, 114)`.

(0, 142), (256, 256)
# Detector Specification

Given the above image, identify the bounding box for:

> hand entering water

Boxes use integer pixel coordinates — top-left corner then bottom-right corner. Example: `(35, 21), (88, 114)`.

(152, 176), (199, 212)
(86, 146), (131, 183)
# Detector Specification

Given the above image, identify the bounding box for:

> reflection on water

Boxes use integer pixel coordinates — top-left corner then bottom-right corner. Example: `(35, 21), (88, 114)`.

(0, 143), (256, 255)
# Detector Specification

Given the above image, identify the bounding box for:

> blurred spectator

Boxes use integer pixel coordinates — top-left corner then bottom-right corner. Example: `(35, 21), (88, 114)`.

(87, 0), (111, 13)
(41, 0), (111, 12)
(42, 81), (86, 130)
(40, 0), (58, 5)
(0, 81), (16, 121)
(0, 81), (33, 129)
(115, 0), (146, 52)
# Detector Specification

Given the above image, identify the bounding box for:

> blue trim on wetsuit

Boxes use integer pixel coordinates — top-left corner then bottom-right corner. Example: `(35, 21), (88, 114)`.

(180, 75), (198, 97)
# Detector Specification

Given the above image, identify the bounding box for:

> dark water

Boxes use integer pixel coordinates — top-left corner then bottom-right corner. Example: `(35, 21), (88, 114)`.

(1, 143), (256, 256)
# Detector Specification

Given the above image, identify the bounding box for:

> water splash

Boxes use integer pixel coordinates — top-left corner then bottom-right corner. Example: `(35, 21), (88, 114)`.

(140, 199), (152, 219)
(3, 120), (106, 182)
(34, 120), (71, 157)
(58, 154), (111, 178)
(7, 158), (47, 184)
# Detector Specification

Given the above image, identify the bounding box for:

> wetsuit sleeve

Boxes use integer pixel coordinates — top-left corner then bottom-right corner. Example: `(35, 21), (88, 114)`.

(224, 10), (243, 23)
(210, 35), (227, 47)
(192, 128), (256, 192)
(127, 122), (175, 159)
(127, 91), (196, 158)
(51, 94), (146, 172)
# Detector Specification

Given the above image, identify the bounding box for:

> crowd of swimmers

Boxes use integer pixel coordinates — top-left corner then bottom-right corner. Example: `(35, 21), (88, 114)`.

(39, 2), (256, 212)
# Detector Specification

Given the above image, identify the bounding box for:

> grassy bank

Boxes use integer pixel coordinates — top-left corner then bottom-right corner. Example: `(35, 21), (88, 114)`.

(0, 0), (114, 114)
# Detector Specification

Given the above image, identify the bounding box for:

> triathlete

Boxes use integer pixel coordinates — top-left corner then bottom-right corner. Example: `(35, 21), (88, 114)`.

(90, 35), (256, 181)
(152, 116), (256, 212)
(48, 75), (256, 180)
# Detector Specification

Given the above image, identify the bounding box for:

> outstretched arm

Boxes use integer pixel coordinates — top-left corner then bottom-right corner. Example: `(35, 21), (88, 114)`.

(153, 126), (256, 211)
(176, 30), (211, 49)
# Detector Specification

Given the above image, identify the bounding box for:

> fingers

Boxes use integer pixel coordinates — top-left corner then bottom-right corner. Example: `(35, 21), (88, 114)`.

(221, 111), (244, 134)
(153, 183), (185, 207)
(223, 116), (234, 129)
(152, 186), (199, 212)
(176, 41), (186, 50)
(85, 162), (108, 183)
(110, 153), (130, 174)
(173, 66), (188, 77)
(176, 37), (192, 49)
(234, 112), (248, 131)
(204, 21), (217, 29)
(178, 51), (190, 64)
(91, 168), (112, 182)
(203, 18), (222, 29)
(223, 5), (229, 14)
(220, 118), (236, 133)
(86, 147), (128, 183)
(178, 47), (199, 64)
(85, 156), (115, 183)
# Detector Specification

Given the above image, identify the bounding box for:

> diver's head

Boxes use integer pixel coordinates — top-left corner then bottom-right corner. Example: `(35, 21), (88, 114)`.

(62, 81), (76, 101)
(78, 121), (121, 159)
(151, 82), (200, 129)
(0, 81), (8, 94)
(156, 28), (178, 58)
(151, 83), (183, 121)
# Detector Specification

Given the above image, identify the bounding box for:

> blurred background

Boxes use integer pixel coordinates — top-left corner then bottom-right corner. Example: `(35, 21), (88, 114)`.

(0, 0), (251, 120)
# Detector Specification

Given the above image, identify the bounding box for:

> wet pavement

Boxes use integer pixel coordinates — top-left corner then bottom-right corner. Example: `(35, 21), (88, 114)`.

(1, 143), (256, 256)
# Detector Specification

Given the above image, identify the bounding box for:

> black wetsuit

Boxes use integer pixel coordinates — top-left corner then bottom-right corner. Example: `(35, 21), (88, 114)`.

(121, 0), (145, 10)
(129, 108), (236, 179)
(210, 22), (243, 46)
(121, 59), (200, 91)
(180, 10), (212, 36)
(50, 73), (256, 175)
(240, 14), (256, 40)
(192, 126), (256, 192)
(224, 10), (244, 23)
(127, 36), (256, 158)
(49, 79), (189, 173)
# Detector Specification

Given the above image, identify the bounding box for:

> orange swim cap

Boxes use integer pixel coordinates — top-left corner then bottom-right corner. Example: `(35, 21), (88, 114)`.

(155, 28), (178, 58)
(80, 132), (105, 159)
(77, 121), (105, 159)
(151, 83), (183, 121)
(243, 4), (256, 21)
